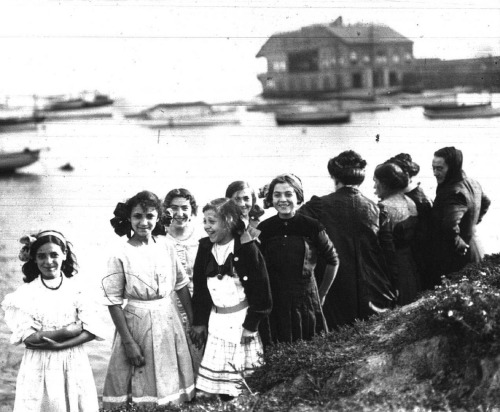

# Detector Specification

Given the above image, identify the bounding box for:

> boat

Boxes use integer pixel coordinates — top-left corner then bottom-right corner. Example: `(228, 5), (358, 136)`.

(0, 148), (41, 173)
(0, 108), (45, 132)
(274, 104), (351, 125)
(133, 101), (240, 128)
(423, 101), (500, 119)
(40, 91), (114, 120)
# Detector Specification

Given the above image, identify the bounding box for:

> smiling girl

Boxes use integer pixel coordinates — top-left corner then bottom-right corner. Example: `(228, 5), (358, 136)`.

(1, 230), (103, 411)
(225, 181), (265, 233)
(163, 188), (204, 374)
(102, 190), (195, 408)
(190, 198), (272, 399)
(258, 174), (339, 345)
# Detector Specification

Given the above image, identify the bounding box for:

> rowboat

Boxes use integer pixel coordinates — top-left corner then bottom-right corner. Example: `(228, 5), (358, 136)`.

(0, 149), (41, 173)
(275, 104), (351, 125)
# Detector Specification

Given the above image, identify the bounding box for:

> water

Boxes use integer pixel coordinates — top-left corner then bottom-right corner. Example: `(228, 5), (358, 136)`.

(1, 98), (500, 408)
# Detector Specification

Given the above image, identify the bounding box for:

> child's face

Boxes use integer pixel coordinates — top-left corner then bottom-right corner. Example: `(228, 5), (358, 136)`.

(272, 182), (299, 219)
(203, 210), (232, 245)
(35, 242), (65, 279)
(169, 197), (193, 228)
(130, 205), (159, 239)
(230, 188), (253, 218)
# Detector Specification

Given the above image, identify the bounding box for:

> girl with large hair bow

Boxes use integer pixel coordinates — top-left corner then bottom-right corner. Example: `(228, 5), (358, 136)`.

(1, 230), (104, 411)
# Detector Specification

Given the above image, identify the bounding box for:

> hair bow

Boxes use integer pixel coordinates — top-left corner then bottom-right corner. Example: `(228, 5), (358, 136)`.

(18, 235), (37, 262)
(110, 202), (132, 237)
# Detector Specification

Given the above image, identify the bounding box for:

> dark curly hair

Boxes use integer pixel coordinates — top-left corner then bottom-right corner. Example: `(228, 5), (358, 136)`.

(265, 173), (304, 207)
(22, 231), (78, 283)
(202, 198), (245, 237)
(374, 163), (409, 194)
(110, 190), (165, 238)
(163, 188), (198, 216)
(327, 150), (367, 185)
(386, 153), (420, 178)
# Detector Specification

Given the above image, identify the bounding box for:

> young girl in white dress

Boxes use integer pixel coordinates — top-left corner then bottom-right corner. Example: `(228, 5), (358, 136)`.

(163, 188), (204, 374)
(102, 190), (195, 409)
(1, 230), (103, 412)
(190, 198), (272, 399)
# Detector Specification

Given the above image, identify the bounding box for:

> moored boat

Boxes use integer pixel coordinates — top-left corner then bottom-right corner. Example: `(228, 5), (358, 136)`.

(275, 104), (351, 125)
(132, 101), (240, 128)
(40, 91), (114, 120)
(0, 108), (45, 132)
(0, 148), (41, 173)
(423, 102), (500, 119)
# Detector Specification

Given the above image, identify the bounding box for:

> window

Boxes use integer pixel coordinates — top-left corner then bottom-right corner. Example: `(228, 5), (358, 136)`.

(272, 61), (287, 72)
(288, 50), (319, 73)
(350, 51), (358, 65)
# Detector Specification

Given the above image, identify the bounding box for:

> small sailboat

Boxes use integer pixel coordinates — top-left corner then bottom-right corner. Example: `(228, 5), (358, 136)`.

(423, 92), (500, 119)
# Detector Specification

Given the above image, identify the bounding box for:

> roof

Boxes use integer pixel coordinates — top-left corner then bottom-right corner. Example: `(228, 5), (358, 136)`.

(256, 18), (412, 57)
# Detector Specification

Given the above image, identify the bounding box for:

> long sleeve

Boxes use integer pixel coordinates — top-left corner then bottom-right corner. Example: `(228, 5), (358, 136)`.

(237, 243), (273, 332)
(191, 240), (214, 327)
(315, 229), (339, 266)
(478, 191), (491, 224)
(378, 204), (398, 290)
(440, 191), (469, 253)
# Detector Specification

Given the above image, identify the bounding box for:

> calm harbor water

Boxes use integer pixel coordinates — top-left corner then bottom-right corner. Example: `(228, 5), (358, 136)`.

(1, 97), (499, 408)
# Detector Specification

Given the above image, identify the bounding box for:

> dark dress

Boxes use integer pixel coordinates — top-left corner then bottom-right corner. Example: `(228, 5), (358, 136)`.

(378, 193), (420, 305)
(299, 187), (396, 329)
(430, 175), (490, 284)
(405, 185), (433, 291)
(257, 213), (338, 344)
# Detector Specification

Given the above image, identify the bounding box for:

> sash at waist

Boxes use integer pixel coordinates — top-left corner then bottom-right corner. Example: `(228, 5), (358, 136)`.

(126, 297), (170, 309)
(213, 299), (248, 314)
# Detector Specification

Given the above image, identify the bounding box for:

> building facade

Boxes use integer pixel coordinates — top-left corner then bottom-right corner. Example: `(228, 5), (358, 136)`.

(256, 17), (414, 98)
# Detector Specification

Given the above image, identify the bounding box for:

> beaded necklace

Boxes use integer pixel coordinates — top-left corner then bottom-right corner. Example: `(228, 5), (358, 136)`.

(41, 275), (63, 290)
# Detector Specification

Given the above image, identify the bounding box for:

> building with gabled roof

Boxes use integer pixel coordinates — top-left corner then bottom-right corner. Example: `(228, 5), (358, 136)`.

(256, 16), (414, 98)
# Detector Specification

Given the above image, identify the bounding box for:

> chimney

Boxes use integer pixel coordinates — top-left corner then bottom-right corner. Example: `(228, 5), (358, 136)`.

(330, 16), (343, 27)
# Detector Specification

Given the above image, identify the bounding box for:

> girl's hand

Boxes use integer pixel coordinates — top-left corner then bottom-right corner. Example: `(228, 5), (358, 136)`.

(189, 325), (207, 349)
(123, 340), (145, 367)
(241, 328), (257, 345)
(65, 321), (83, 338)
(25, 337), (62, 351)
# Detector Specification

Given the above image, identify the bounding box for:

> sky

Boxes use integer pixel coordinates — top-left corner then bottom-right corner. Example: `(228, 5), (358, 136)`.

(0, 0), (499, 104)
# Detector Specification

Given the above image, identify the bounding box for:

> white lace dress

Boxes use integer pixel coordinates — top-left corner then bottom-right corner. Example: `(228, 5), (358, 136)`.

(1, 276), (104, 412)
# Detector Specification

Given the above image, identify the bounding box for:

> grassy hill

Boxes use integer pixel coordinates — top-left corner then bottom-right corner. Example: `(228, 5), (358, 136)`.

(102, 254), (500, 411)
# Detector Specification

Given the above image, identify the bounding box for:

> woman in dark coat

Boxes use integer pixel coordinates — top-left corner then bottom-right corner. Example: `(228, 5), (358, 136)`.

(299, 151), (396, 329)
(258, 173), (339, 344)
(374, 163), (420, 305)
(385, 154), (433, 290)
(430, 147), (490, 286)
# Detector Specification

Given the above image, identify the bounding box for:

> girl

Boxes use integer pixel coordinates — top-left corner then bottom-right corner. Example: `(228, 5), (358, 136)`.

(225, 181), (265, 238)
(258, 173), (339, 344)
(190, 198), (272, 399)
(1, 230), (102, 411)
(102, 190), (195, 408)
(163, 188), (204, 374)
